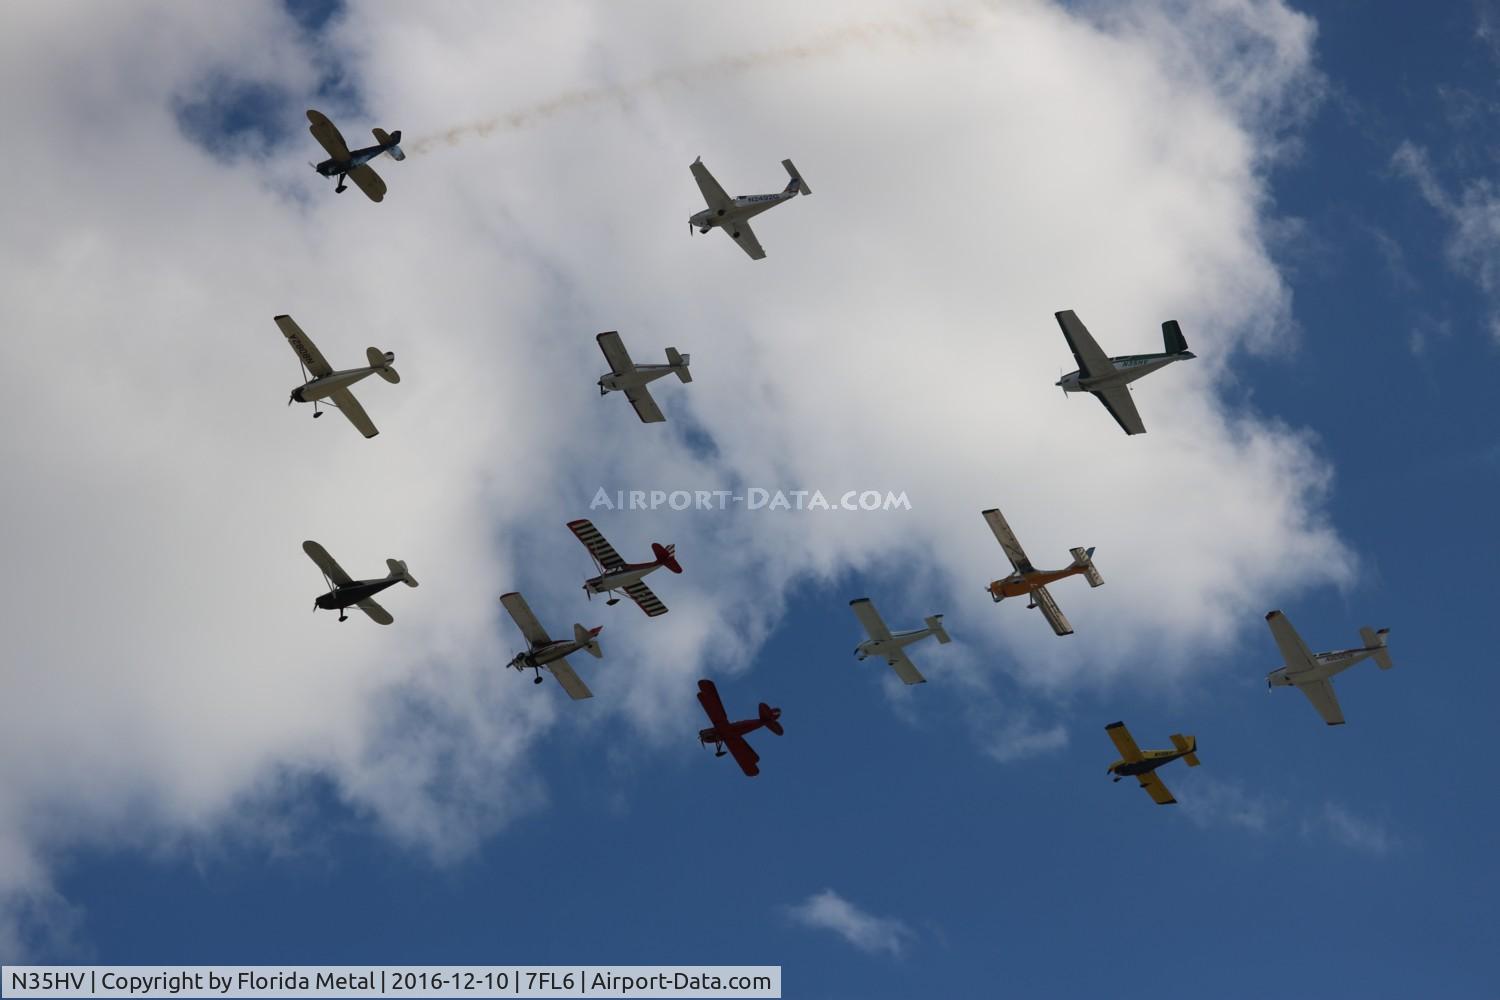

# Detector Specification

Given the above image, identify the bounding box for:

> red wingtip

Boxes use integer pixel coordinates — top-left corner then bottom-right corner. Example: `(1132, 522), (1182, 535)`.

(589, 626), (603, 636)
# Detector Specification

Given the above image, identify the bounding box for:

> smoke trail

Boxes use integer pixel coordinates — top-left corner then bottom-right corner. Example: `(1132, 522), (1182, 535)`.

(405, 12), (974, 156)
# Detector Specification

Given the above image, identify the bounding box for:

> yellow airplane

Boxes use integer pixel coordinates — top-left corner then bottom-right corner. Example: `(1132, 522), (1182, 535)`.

(1105, 721), (1199, 805)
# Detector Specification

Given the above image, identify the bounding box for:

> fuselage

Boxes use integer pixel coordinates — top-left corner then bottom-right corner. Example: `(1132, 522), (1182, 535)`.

(1268, 646), (1376, 687)
(698, 717), (768, 745)
(599, 365), (674, 393)
(1108, 747), (1190, 778)
(315, 141), (394, 177)
(516, 632), (599, 669)
(690, 190), (795, 232)
(291, 365), (380, 404)
(316, 576), (400, 611)
(585, 559), (663, 595)
(988, 565), (1088, 601)
(856, 627), (935, 660)
(1058, 351), (1193, 392)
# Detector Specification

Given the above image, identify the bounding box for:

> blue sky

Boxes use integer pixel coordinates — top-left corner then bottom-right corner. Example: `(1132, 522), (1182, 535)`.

(3, 1), (1499, 996)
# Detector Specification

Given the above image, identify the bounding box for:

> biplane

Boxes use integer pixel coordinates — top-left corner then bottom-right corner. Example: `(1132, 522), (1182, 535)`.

(303, 540), (417, 624)
(305, 109), (404, 201)
(595, 331), (692, 423)
(566, 519), (680, 617)
(849, 598), (949, 685)
(499, 591), (602, 700)
(981, 507), (1103, 636)
(696, 679), (782, 777)
(1105, 721), (1199, 805)
(275, 314), (399, 439)
(1265, 610), (1392, 726)
(688, 156), (811, 260)
(1053, 310), (1195, 435)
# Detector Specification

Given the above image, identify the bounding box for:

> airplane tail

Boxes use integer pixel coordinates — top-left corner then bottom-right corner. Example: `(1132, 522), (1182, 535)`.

(759, 702), (784, 736)
(367, 347), (400, 383)
(385, 559), (418, 587)
(373, 128), (406, 161)
(665, 347), (693, 383)
(1162, 320), (1192, 357)
(781, 158), (811, 195)
(652, 542), (682, 574)
(924, 614), (952, 644)
(1170, 733), (1200, 766)
(1069, 546), (1105, 587)
(573, 623), (604, 658)
(1360, 627), (1393, 669)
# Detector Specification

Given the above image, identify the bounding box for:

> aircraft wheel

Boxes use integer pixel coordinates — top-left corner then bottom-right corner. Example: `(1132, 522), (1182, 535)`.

(533, 676), (543, 685)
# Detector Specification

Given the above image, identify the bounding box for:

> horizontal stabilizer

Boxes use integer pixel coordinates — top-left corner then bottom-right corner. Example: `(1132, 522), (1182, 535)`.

(666, 347), (692, 383)
(925, 614), (951, 644)
(385, 558), (418, 587)
(781, 158), (810, 195)
(1170, 733), (1199, 765)
(759, 702), (784, 736)
(1361, 626), (1393, 669)
(1070, 546), (1104, 587)
(574, 623), (604, 658)
(367, 347), (400, 383)
(373, 128), (405, 160)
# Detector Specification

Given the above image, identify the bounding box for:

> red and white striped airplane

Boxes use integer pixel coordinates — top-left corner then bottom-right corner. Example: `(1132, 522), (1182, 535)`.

(567, 519), (681, 618)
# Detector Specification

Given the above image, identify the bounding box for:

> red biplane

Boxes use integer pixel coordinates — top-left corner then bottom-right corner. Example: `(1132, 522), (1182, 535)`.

(696, 679), (782, 777)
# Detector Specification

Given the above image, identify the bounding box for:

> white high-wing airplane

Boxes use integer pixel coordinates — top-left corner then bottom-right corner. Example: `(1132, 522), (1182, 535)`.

(849, 598), (949, 685)
(1265, 610), (1393, 726)
(595, 331), (691, 424)
(499, 592), (603, 700)
(689, 157), (811, 260)
(1053, 311), (1196, 435)
(276, 315), (399, 439)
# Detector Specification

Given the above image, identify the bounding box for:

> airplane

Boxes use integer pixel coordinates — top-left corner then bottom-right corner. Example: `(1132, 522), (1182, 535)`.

(981, 507), (1103, 636)
(1053, 310), (1196, 435)
(595, 331), (692, 424)
(1105, 721), (1200, 805)
(849, 598), (949, 685)
(689, 156), (811, 260)
(498, 591), (602, 700)
(1265, 610), (1392, 726)
(566, 519), (680, 617)
(696, 679), (782, 777)
(305, 109), (404, 201)
(303, 540), (417, 624)
(275, 314), (399, 439)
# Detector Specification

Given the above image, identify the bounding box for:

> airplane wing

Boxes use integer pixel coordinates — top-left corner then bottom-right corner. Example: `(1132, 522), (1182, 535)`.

(548, 656), (594, 700)
(1055, 310), (1114, 379)
(327, 386), (379, 439)
(723, 732), (762, 777)
(348, 164), (386, 203)
(356, 598), (393, 625)
(1266, 610), (1319, 673)
(275, 315), (333, 378)
(1092, 385), (1146, 435)
(622, 580), (668, 618)
(1137, 770), (1177, 805)
(567, 519), (627, 570)
(690, 158), (732, 211)
(849, 598), (893, 641)
(302, 540), (353, 586)
(981, 508), (1034, 573)
(696, 679), (732, 729)
(1105, 721), (1145, 762)
(499, 592), (551, 646)
(728, 220), (766, 260)
(1031, 585), (1074, 636)
(595, 331), (635, 374)
(623, 384), (665, 423)
(306, 109), (350, 160)
(885, 650), (927, 686)
(1296, 678), (1346, 726)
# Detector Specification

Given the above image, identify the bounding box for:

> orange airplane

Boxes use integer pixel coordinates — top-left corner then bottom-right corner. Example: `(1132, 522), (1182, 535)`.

(981, 507), (1104, 636)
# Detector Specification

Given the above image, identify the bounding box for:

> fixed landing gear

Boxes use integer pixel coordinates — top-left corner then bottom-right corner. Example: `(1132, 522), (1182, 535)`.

(714, 747), (726, 758)
(606, 597), (620, 606)
(334, 175), (348, 193)
(338, 612), (348, 622)
(533, 675), (543, 685)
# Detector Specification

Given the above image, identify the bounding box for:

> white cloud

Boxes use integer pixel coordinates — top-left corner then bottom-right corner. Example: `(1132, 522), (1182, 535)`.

(0, 0), (1350, 950)
(1177, 774), (1278, 833)
(1305, 802), (1399, 856)
(785, 889), (914, 957)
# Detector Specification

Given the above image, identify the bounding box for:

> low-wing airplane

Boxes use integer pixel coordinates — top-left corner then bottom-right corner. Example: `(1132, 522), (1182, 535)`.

(849, 598), (949, 685)
(689, 156), (810, 260)
(275, 314), (398, 439)
(566, 519), (680, 617)
(303, 540), (417, 624)
(696, 679), (782, 777)
(499, 591), (602, 700)
(1053, 310), (1195, 435)
(595, 331), (692, 423)
(1105, 721), (1200, 805)
(306, 109), (404, 201)
(981, 507), (1103, 636)
(1265, 610), (1392, 726)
